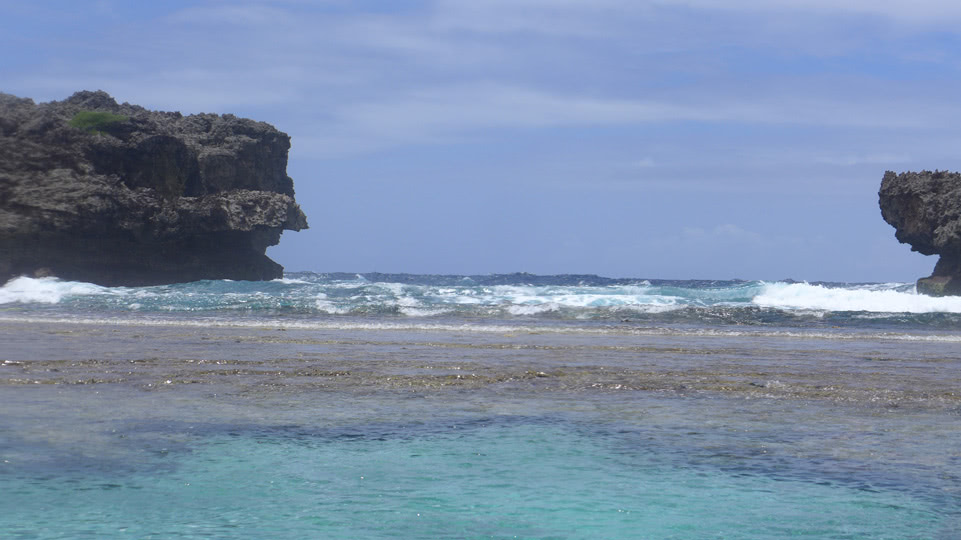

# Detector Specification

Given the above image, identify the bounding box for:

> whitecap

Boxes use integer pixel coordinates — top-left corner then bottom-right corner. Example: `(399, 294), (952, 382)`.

(315, 293), (349, 314)
(752, 282), (961, 313)
(398, 306), (452, 317)
(507, 303), (560, 316)
(0, 276), (113, 305)
(272, 277), (311, 285)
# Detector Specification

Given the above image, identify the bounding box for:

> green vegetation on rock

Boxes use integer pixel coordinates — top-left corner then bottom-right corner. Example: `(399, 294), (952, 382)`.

(69, 110), (128, 133)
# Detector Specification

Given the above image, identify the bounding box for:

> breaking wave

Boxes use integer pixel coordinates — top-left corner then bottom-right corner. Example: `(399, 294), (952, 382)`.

(752, 282), (961, 314)
(0, 276), (113, 304)
(2, 274), (961, 332)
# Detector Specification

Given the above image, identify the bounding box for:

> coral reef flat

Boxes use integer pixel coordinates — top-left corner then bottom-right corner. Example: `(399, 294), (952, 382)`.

(1, 317), (960, 537)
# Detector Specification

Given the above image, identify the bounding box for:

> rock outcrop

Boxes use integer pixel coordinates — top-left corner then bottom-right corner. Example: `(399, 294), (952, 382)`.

(880, 170), (961, 296)
(0, 90), (307, 286)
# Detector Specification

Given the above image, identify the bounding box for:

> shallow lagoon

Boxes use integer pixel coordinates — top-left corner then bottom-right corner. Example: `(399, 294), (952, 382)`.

(2, 319), (960, 539)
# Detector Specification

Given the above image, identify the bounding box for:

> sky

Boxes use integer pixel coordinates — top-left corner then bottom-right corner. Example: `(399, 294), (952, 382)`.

(4, 0), (961, 281)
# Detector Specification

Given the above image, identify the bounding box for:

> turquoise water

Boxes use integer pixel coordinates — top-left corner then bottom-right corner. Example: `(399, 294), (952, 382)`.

(2, 418), (947, 539)
(2, 273), (961, 538)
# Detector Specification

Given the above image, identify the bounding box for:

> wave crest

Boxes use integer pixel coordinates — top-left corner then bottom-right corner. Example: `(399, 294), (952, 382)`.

(752, 282), (961, 313)
(0, 277), (111, 305)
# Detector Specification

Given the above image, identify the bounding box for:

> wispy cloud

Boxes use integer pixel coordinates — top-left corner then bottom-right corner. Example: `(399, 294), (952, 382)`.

(167, 4), (299, 26)
(430, 0), (640, 37)
(662, 0), (961, 24)
(814, 153), (912, 167)
(292, 83), (961, 157)
(4, 0), (952, 280)
(9, 0), (961, 157)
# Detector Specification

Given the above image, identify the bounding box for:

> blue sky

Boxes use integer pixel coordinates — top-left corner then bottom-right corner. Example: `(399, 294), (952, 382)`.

(4, 0), (961, 281)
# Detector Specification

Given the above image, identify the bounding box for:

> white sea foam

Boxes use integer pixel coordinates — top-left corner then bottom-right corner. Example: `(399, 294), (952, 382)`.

(395, 294), (451, 316)
(449, 284), (680, 310)
(288, 281), (689, 313)
(0, 277), (113, 304)
(3, 313), (961, 343)
(315, 293), (349, 314)
(398, 306), (452, 317)
(5, 274), (961, 324)
(272, 277), (311, 285)
(507, 303), (560, 316)
(753, 282), (961, 313)
(615, 304), (686, 314)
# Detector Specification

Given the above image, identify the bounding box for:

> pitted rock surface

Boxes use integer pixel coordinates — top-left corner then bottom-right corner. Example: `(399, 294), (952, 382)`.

(880, 170), (961, 296)
(0, 90), (307, 286)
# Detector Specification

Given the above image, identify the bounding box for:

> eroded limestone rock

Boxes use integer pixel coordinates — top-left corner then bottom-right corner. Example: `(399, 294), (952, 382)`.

(0, 90), (307, 286)
(880, 170), (961, 296)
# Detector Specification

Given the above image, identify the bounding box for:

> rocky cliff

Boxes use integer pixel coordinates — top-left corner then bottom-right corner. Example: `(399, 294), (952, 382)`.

(879, 170), (961, 296)
(0, 90), (307, 286)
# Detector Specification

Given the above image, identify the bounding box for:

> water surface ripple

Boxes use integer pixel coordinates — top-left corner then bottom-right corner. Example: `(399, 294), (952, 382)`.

(1, 274), (960, 537)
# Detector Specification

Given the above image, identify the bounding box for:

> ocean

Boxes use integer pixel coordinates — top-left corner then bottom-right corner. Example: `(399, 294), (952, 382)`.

(1, 272), (959, 539)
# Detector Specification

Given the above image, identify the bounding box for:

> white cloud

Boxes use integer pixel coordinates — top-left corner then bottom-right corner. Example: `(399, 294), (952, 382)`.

(10, 0), (961, 163)
(659, 0), (961, 23)
(431, 0), (639, 37)
(167, 4), (298, 26)
(814, 153), (912, 166)
(287, 83), (961, 157)
(14, 66), (311, 113)
(436, 0), (961, 33)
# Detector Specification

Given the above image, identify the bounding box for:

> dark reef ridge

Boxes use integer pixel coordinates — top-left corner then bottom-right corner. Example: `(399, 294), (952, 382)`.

(880, 170), (961, 296)
(0, 90), (307, 286)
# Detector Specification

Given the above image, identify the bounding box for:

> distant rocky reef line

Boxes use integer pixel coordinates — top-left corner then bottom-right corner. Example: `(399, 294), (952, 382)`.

(0, 90), (307, 286)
